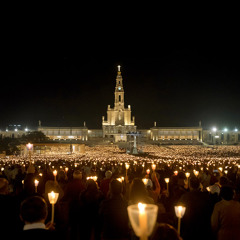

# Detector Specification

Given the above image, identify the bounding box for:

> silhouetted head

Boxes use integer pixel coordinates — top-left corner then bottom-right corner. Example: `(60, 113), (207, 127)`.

(190, 176), (200, 190)
(220, 186), (234, 201)
(0, 178), (9, 195)
(110, 179), (122, 196)
(20, 196), (48, 224)
(150, 223), (182, 240)
(129, 178), (149, 203)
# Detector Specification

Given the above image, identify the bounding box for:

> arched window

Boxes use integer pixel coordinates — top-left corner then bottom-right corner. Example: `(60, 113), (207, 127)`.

(119, 95), (121, 102)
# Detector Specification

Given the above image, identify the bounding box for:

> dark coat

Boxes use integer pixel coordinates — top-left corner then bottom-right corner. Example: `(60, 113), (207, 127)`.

(99, 195), (130, 240)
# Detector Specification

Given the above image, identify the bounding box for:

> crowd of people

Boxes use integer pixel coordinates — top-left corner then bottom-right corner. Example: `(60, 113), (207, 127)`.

(0, 144), (240, 240)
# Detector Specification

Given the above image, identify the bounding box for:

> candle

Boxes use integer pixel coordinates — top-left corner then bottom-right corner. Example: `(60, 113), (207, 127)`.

(146, 169), (150, 175)
(164, 178), (169, 183)
(125, 163), (130, 176)
(174, 205), (186, 234)
(48, 191), (59, 223)
(116, 178), (122, 183)
(151, 164), (156, 171)
(164, 178), (170, 195)
(92, 176), (98, 182)
(142, 178), (148, 185)
(53, 170), (57, 181)
(127, 203), (158, 240)
(34, 179), (39, 193)
(185, 172), (190, 178)
(138, 203), (147, 240)
(185, 172), (190, 188)
(194, 170), (199, 177)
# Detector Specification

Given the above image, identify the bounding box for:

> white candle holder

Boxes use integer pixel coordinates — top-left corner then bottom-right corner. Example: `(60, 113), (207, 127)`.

(127, 203), (158, 240)
(48, 191), (59, 223)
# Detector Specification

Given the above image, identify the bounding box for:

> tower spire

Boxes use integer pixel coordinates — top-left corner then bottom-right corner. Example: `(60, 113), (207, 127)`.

(114, 65), (124, 109)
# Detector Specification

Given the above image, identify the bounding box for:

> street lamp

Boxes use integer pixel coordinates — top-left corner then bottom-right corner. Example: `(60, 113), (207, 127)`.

(26, 143), (33, 163)
(212, 127), (217, 132)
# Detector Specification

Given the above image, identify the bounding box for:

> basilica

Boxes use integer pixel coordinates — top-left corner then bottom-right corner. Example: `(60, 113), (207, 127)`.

(1, 66), (239, 146)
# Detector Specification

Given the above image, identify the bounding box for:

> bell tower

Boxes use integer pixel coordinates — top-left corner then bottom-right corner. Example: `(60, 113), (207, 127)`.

(114, 65), (124, 110)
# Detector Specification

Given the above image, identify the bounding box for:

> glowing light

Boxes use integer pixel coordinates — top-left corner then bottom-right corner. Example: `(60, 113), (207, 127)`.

(26, 143), (33, 150)
(185, 172), (190, 178)
(212, 127), (217, 132)
(142, 178), (148, 185)
(164, 178), (170, 183)
(138, 202), (146, 213)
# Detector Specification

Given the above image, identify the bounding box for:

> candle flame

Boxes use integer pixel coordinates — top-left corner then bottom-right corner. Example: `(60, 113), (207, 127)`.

(165, 178), (170, 183)
(51, 191), (55, 199)
(138, 202), (146, 213)
(34, 179), (39, 186)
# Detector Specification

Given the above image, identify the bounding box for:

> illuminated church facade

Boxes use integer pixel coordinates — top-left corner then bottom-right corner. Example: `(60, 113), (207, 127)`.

(102, 66), (136, 142)
(1, 66), (239, 145)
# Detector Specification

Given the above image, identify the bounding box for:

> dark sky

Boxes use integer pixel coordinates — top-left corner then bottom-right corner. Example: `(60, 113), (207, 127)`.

(2, 10), (240, 131)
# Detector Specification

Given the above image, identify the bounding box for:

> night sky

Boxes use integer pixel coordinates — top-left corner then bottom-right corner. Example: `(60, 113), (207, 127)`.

(2, 12), (240, 131)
